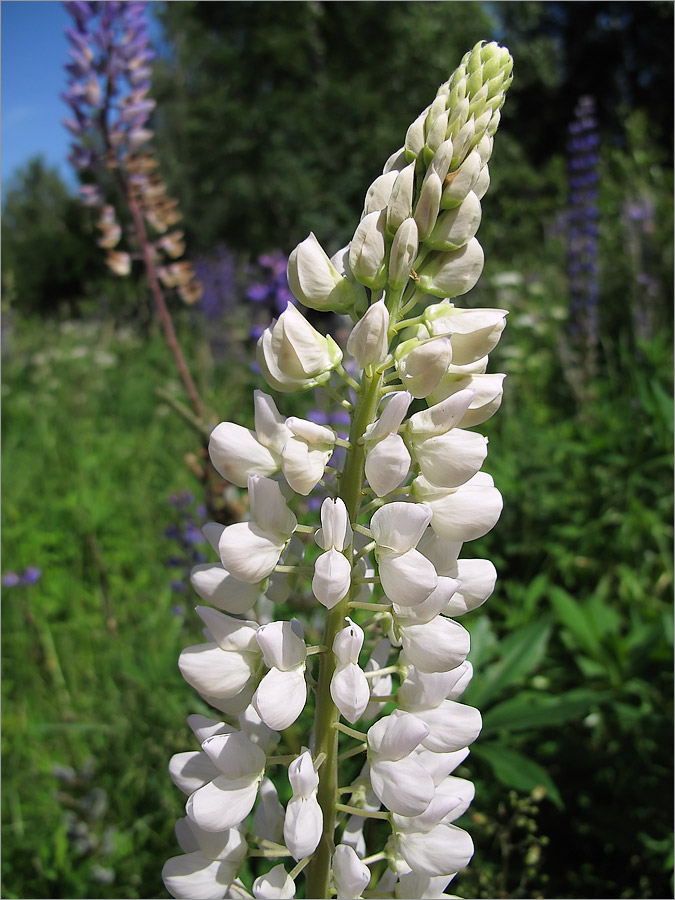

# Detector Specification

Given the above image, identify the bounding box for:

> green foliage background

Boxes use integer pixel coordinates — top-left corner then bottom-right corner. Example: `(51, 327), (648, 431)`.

(2, 2), (673, 899)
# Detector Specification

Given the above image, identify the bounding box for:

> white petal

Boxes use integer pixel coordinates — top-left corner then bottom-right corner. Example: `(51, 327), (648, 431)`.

(281, 437), (330, 495)
(413, 700), (482, 753)
(392, 790), (463, 833)
(253, 776), (285, 844)
(428, 372), (505, 427)
(253, 864), (296, 899)
(437, 775), (476, 823)
(444, 559), (497, 616)
(239, 705), (280, 752)
(407, 389), (476, 437)
(218, 522), (286, 583)
(416, 530), (462, 574)
(379, 548), (438, 607)
(169, 751), (220, 795)
(288, 749), (320, 797)
(363, 391), (412, 443)
(398, 663), (472, 711)
(397, 823), (474, 876)
(162, 852), (237, 900)
(184, 819), (248, 862)
(201, 731), (266, 781)
(413, 429), (488, 488)
(286, 416), (336, 446)
(254, 390), (292, 455)
(283, 795), (323, 860)
(399, 617), (471, 674)
(256, 620), (307, 670)
(209, 423), (279, 487)
(414, 747), (470, 784)
(393, 575), (460, 624)
(332, 618), (365, 665)
(370, 757), (435, 816)
(178, 643), (254, 699)
(253, 666), (307, 731)
(187, 714), (234, 744)
(363, 639), (393, 721)
(370, 502), (432, 553)
(346, 298), (390, 369)
(396, 872), (457, 900)
(187, 776), (260, 832)
(312, 548), (352, 609)
(202, 523), (225, 553)
(175, 818), (200, 854)
(367, 709), (429, 760)
(318, 497), (352, 551)
(333, 844), (371, 899)
(331, 663), (370, 724)
(190, 564), (261, 614)
(365, 434), (411, 497)
(426, 480), (503, 542)
(248, 474), (297, 536)
(195, 607), (260, 654)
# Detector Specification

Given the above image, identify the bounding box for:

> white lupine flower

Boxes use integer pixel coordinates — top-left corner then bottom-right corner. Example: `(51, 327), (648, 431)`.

(428, 371), (506, 426)
(162, 818), (247, 900)
(333, 844), (371, 899)
(330, 618), (370, 724)
(346, 298), (390, 370)
(362, 638), (393, 721)
(178, 609), (260, 700)
(219, 475), (297, 583)
(393, 821), (474, 877)
(284, 750), (322, 860)
(252, 864), (296, 899)
(394, 336), (453, 399)
(370, 502), (438, 607)
(474, 163), (491, 199)
(257, 303), (343, 393)
(391, 574), (461, 626)
(349, 209), (387, 290)
(396, 872), (458, 900)
(426, 190), (482, 252)
(253, 620), (307, 731)
(186, 731), (266, 832)
(410, 427), (488, 489)
(287, 232), (356, 313)
(423, 304), (507, 365)
(416, 238), (484, 299)
(412, 471), (503, 542)
(313, 498), (353, 609)
(253, 775), (285, 844)
(367, 710), (435, 816)
(208, 391), (290, 487)
(281, 416), (336, 495)
(397, 666), (481, 753)
(417, 530), (497, 616)
(428, 138), (454, 181)
(397, 615), (471, 675)
(191, 523), (262, 615)
(363, 392), (412, 497)
(239, 705), (280, 752)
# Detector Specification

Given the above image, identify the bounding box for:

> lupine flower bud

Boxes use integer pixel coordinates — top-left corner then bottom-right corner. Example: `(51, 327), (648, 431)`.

(331, 618), (370, 724)
(386, 162), (416, 233)
(414, 170), (443, 241)
(440, 150), (482, 209)
(388, 218), (419, 291)
(287, 233), (357, 313)
(394, 336), (453, 399)
(257, 304), (343, 393)
(313, 498), (353, 609)
(416, 238), (484, 299)
(284, 751), (322, 860)
(332, 844), (371, 899)
(347, 298), (390, 369)
(349, 209), (388, 291)
(363, 170), (399, 216)
(252, 865), (296, 899)
(281, 417), (336, 496)
(363, 392), (412, 497)
(253, 620), (307, 731)
(426, 190), (482, 251)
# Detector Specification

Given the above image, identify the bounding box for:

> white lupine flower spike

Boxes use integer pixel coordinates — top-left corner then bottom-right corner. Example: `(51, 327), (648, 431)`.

(166, 39), (513, 900)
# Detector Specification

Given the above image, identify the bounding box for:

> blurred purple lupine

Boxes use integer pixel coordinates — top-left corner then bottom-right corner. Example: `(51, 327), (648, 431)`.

(3, 567), (42, 588)
(163, 492), (207, 598)
(247, 250), (295, 340)
(567, 95), (600, 351)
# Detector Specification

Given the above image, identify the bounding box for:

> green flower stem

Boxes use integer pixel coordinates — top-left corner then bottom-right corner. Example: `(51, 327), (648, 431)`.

(334, 803), (390, 821)
(305, 366), (383, 900)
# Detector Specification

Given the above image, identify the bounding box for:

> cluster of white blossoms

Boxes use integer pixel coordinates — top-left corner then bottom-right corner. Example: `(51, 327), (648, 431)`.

(163, 40), (513, 900)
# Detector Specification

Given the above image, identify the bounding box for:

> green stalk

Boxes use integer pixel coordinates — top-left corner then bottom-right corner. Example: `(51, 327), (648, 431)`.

(305, 367), (383, 899)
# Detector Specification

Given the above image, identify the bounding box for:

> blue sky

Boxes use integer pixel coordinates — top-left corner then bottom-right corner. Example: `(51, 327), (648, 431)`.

(2, 1), (74, 187)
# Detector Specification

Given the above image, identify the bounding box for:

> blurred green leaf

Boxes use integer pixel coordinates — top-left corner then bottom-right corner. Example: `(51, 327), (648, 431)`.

(482, 689), (607, 734)
(473, 742), (563, 809)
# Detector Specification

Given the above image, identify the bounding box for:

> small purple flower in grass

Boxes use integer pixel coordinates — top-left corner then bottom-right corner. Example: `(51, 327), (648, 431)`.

(2, 572), (20, 588)
(21, 567), (42, 585)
